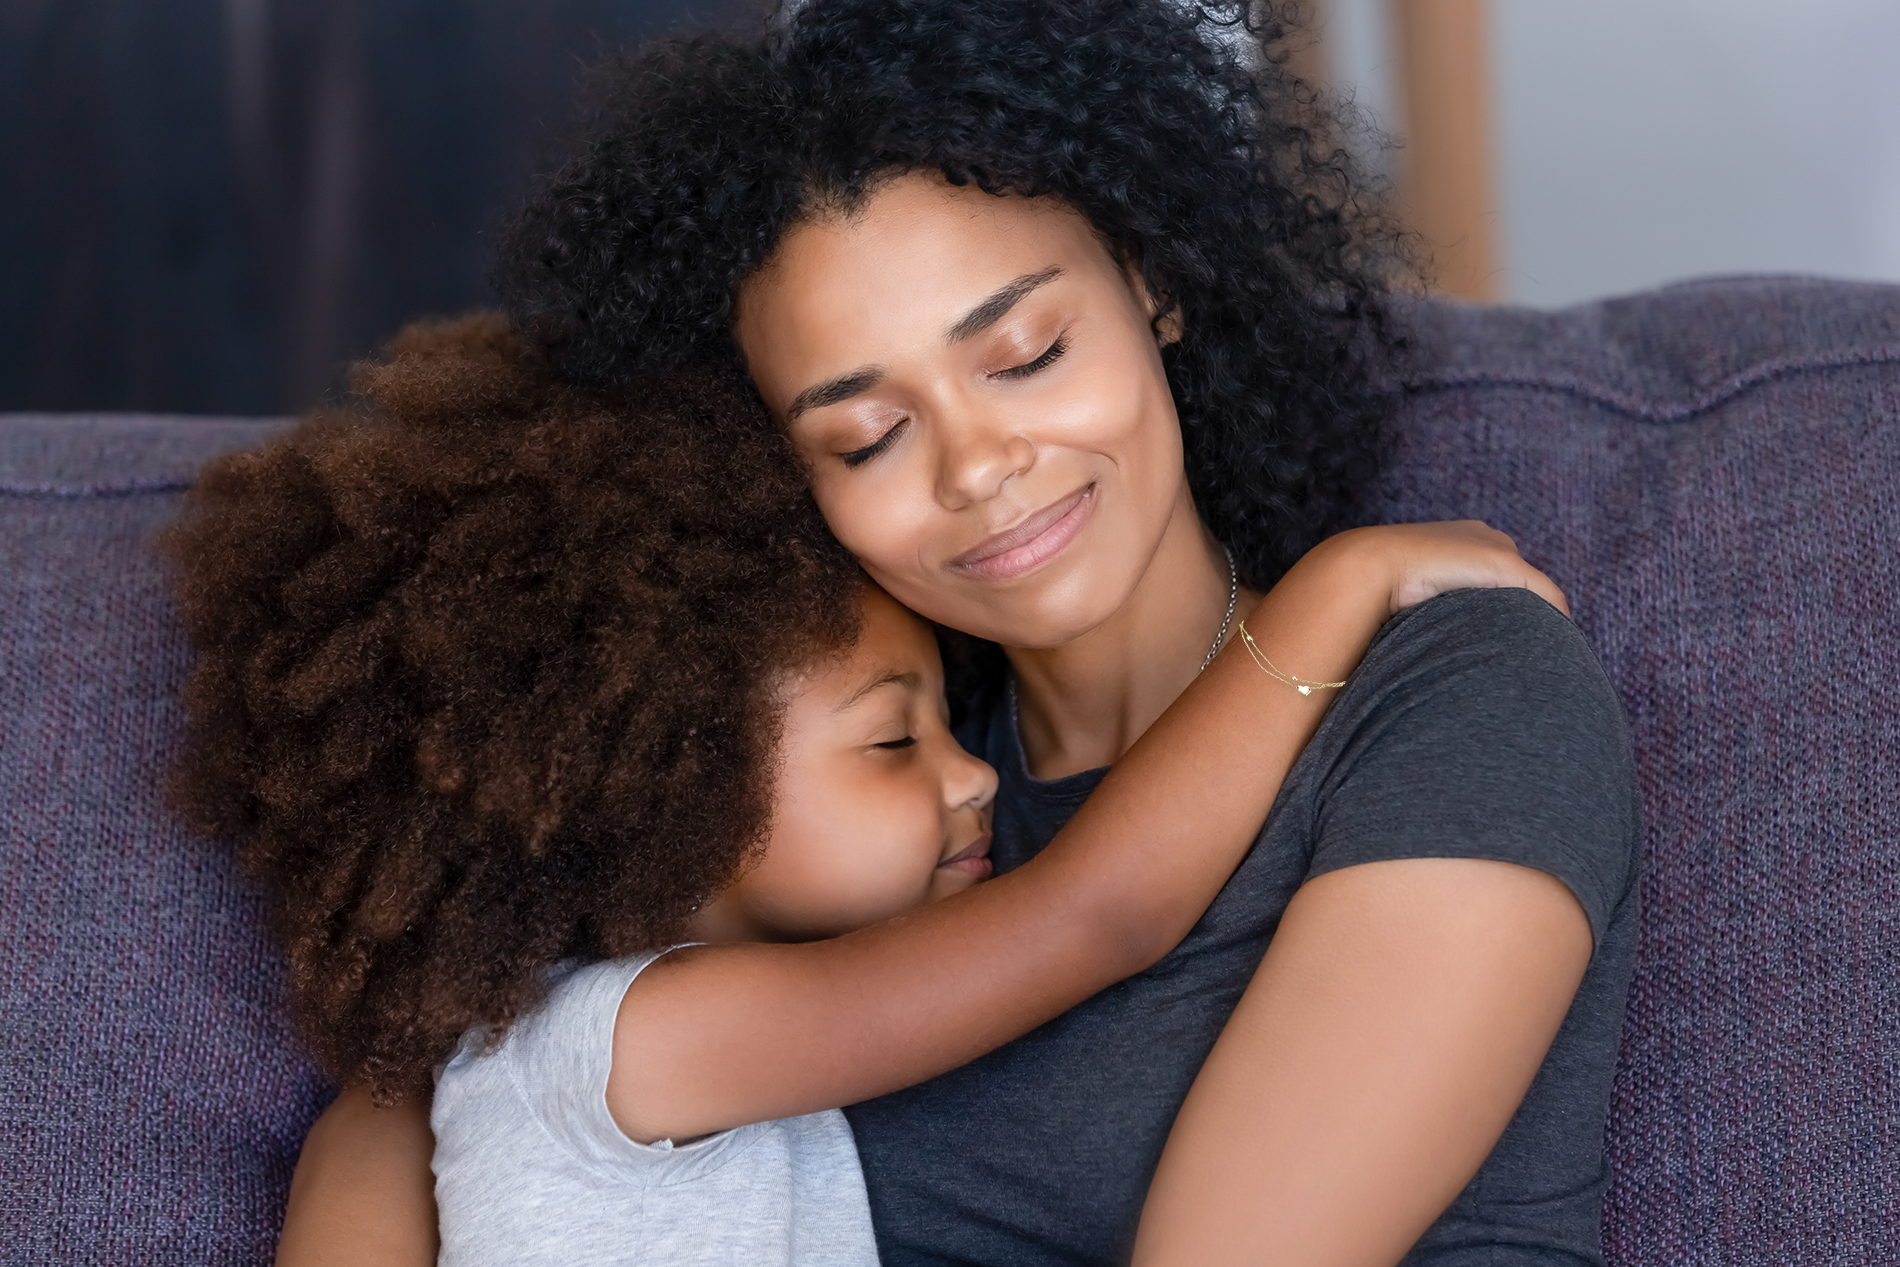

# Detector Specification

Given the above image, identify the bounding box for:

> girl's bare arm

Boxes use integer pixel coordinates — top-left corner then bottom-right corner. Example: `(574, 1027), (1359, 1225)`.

(613, 523), (1567, 1144)
(272, 521), (1564, 1258)
(276, 1084), (437, 1267)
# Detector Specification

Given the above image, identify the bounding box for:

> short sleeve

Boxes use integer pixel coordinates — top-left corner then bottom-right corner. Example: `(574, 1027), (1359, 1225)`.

(1305, 587), (1640, 946)
(498, 951), (688, 1174)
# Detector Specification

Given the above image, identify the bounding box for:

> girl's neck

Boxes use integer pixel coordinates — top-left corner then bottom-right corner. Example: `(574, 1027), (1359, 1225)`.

(1007, 484), (1259, 780)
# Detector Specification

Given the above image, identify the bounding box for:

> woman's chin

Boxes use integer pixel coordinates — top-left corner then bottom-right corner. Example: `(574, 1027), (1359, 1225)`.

(962, 589), (1134, 653)
(937, 606), (1110, 652)
(871, 537), (1148, 651)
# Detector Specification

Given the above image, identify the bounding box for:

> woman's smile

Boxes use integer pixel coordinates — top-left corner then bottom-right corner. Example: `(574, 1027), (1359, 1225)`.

(949, 483), (1096, 581)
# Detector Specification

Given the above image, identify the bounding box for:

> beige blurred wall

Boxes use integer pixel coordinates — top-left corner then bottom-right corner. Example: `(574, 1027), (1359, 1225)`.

(1315, 0), (1900, 306)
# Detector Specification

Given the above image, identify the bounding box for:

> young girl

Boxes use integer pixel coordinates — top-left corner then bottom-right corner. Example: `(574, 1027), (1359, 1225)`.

(169, 313), (1561, 1264)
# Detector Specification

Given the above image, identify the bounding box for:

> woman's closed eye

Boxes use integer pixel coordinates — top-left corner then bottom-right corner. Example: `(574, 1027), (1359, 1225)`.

(841, 420), (906, 468)
(991, 335), (1068, 381)
(835, 336), (1067, 467)
(835, 337), (1067, 467)
(873, 735), (917, 750)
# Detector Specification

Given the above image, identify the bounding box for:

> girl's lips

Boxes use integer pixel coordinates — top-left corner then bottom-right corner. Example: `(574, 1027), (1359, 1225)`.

(949, 485), (1095, 581)
(938, 834), (994, 879)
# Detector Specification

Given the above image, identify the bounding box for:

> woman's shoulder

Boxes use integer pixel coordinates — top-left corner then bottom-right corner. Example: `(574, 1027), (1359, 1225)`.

(1352, 586), (1628, 744)
(1340, 584), (1633, 775)
(1305, 587), (1640, 943)
(1366, 585), (1603, 678)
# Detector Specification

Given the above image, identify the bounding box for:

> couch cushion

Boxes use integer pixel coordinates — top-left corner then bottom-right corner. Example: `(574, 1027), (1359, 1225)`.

(2, 276), (1896, 1262)
(0, 413), (322, 1264)
(1373, 276), (1900, 1264)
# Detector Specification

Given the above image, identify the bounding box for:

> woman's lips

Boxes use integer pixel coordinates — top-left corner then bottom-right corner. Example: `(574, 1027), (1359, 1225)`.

(938, 834), (994, 880)
(949, 484), (1095, 581)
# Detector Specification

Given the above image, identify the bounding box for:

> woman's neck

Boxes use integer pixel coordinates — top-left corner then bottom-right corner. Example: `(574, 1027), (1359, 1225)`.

(1007, 484), (1260, 780)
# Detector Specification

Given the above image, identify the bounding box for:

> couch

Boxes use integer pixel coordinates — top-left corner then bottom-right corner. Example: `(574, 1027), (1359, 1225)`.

(4, 275), (1896, 1263)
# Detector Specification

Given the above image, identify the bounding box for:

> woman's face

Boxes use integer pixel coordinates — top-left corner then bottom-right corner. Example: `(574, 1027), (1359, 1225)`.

(734, 173), (1192, 649)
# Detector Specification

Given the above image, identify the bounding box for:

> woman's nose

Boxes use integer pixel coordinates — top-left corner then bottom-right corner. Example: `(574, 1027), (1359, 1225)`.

(932, 407), (1034, 508)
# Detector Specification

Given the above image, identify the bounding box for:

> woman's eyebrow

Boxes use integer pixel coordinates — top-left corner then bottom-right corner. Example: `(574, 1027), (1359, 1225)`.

(783, 267), (1064, 423)
(944, 266), (1064, 344)
(786, 365), (888, 423)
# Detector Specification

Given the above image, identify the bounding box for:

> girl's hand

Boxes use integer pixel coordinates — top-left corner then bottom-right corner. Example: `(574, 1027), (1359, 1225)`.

(1307, 521), (1570, 620)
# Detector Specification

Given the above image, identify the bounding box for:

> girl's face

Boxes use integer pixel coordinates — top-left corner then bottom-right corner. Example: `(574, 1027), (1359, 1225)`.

(734, 173), (1192, 649)
(696, 583), (998, 943)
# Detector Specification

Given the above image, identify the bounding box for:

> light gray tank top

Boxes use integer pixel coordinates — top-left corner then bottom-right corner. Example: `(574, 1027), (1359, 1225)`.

(432, 950), (878, 1266)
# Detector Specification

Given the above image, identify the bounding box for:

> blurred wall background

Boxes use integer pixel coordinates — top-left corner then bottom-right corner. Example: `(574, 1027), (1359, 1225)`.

(7, 1), (1898, 413)
(0, 0), (757, 415)
(1320, 0), (1900, 307)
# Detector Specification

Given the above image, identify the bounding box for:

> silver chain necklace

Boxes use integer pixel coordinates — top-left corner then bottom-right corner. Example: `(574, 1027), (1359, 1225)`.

(1200, 547), (1238, 672)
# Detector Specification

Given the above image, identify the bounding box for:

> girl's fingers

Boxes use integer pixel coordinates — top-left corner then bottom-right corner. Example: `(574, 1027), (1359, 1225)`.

(1441, 522), (1570, 618)
(1515, 565), (1570, 618)
(1332, 522), (1573, 620)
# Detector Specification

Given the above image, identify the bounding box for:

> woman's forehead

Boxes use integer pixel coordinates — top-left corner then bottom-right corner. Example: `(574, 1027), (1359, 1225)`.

(770, 176), (1103, 291)
(734, 175), (1122, 397)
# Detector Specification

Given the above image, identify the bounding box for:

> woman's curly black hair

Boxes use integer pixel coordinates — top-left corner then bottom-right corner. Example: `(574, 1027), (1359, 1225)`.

(498, 0), (1401, 597)
(164, 312), (862, 1100)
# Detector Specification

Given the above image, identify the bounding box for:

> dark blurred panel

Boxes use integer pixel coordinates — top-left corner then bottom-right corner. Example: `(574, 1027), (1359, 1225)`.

(0, 0), (760, 414)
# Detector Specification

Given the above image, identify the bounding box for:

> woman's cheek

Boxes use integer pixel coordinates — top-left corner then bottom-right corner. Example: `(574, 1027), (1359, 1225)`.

(813, 490), (948, 620)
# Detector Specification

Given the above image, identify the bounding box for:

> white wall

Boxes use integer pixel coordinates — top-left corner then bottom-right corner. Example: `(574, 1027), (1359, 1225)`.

(1324, 0), (1900, 307)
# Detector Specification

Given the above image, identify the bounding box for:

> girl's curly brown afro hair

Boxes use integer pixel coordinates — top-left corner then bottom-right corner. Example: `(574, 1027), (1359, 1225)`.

(164, 311), (862, 1102)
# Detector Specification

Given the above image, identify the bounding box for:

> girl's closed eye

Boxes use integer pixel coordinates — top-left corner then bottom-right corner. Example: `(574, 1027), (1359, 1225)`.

(874, 735), (917, 750)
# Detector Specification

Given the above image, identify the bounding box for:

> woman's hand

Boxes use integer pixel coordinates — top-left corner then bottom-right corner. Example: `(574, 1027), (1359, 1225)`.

(1307, 521), (1570, 620)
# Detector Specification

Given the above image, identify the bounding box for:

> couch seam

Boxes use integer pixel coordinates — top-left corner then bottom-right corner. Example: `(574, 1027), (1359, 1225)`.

(1382, 344), (1900, 423)
(0, 478), (194, 498)
(10, 345), (1900, 495)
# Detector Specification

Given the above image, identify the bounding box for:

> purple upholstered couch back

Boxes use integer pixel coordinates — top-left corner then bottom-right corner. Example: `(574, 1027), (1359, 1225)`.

(4, 276), (1897, 1263)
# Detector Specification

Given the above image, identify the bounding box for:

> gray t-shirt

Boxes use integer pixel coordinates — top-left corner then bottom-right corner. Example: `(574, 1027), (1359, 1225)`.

(432, 951), (878, 1267)
(846, 587), (1642, 1265)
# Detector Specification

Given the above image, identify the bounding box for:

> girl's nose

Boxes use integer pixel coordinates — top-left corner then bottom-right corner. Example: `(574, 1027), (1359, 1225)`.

(943, 742), (999, 815)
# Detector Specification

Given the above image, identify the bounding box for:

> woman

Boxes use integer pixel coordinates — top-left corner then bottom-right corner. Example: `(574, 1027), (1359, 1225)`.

(281, 2), (1638, 1263)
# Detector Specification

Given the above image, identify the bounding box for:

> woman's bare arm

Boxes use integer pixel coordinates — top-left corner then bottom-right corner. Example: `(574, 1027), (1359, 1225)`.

(275, 1085), (438, 1267)
(613, 523), (1566, 1144)
(1132, 858), (1592, 1266)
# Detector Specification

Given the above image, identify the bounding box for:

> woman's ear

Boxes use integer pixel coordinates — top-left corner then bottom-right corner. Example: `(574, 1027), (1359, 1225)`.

(1123, 258), (1184, 347)
(1154, 304), (1185, 348)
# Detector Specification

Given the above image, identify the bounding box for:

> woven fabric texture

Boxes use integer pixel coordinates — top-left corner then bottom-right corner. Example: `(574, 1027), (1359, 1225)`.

(1, 276), (1896, 1262)
(1372, 277), (1900, 1264)
(0, 413), (321, 1263)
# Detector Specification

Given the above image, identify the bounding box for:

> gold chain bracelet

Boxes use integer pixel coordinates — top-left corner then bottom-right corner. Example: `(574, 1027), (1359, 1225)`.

(1236, 621), (1347, 696)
